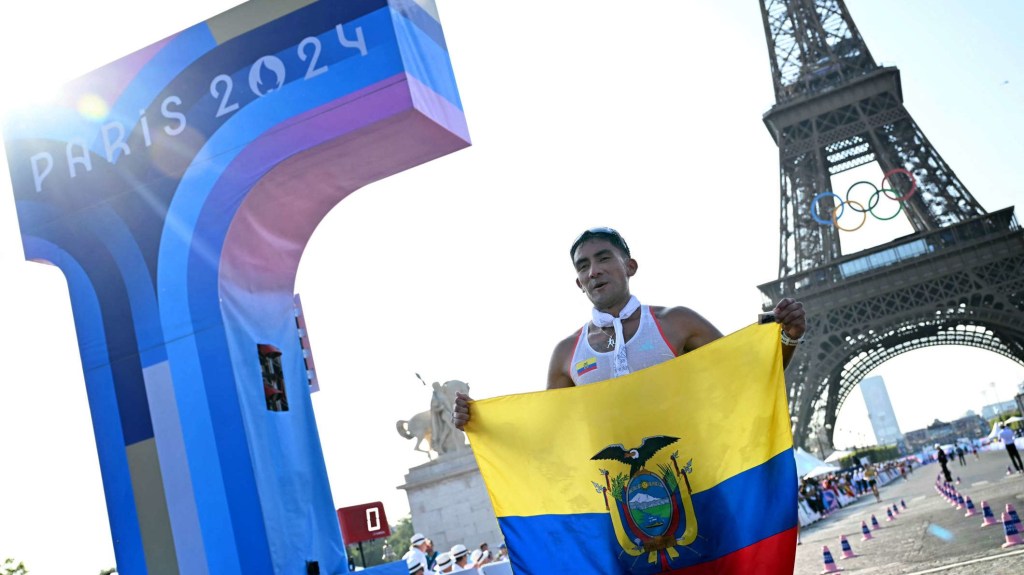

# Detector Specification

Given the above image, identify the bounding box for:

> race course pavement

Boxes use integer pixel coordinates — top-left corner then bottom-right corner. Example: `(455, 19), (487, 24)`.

(793, 450), (1024, 574)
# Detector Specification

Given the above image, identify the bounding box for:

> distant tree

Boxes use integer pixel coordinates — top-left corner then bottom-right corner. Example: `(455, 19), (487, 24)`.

(346, 536), (386, 568)
(346, 515), (414, 568)
(2, 558), (28, 575)
(385, 516), (415, 560)
(852, 444), (899, 464)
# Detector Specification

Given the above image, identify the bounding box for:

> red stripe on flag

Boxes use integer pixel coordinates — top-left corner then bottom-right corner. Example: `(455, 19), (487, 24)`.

(670, 526), (798, 574)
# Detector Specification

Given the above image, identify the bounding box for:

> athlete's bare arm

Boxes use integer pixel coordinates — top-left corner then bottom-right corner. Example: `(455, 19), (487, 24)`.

(653, 298), (805, 369)
(454, 333), (577, 430)
(454, 298), (806, 430)
(651, 306), (724, 356)
(547, 332), (580, 389)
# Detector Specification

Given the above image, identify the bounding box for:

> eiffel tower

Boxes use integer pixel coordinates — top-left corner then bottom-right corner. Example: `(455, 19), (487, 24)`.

(756, 0), (1024, 452)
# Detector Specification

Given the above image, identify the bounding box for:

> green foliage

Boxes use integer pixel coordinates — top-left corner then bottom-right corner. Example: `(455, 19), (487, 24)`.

(610, 473), (628, 502)
(381, 515), (415, 564)
(343, 515), (413, 568)
(851, 444), (899, 464)
(2, 558), (28, 575)
(347, 538), (386, 568)
(989, 409), (1023, 431)
(658, 464), (679, 492)
(835, 454), (858, 467)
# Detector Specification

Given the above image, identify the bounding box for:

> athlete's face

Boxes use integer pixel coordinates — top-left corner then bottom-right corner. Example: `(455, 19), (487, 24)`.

(573, 238), (636, 310)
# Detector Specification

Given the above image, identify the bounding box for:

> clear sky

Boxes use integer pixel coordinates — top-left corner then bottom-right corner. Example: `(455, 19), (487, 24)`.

(1, 1), (1022, 573)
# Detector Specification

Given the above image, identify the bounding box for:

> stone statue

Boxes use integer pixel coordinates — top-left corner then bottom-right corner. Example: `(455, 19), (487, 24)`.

(396, 379), (470, 458)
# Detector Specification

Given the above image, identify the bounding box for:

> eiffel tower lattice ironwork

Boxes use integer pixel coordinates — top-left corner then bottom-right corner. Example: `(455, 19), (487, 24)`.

(756, 0), (1024, 452)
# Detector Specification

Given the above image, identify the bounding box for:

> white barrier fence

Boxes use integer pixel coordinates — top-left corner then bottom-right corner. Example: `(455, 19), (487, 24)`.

(799, 466), (903, 527)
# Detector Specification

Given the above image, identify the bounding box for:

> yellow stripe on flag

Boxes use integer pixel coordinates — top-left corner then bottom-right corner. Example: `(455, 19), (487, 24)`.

(466, 322), (792, 518)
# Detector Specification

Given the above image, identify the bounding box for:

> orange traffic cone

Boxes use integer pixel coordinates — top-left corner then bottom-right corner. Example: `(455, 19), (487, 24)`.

(955, 494), (965, 510)
(980, 501), (998, 527)
(900, 498), (908, 510)
(871, 514), (881, 529)
(1001, 512), (1023, 548)
(886, 507), (896, 522)
(820, 546), (843, 573)
(839, 535), (857, 559)
(963, 497), (977, 517)
(860, 521), (873, 541)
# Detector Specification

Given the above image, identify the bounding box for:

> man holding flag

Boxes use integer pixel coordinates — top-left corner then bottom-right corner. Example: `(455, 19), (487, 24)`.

(453, 226), (805, 416)
(453, 227), (807, 574)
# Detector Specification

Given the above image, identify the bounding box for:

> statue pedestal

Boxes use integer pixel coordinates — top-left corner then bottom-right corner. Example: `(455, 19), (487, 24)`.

(397, 448), (503, 553)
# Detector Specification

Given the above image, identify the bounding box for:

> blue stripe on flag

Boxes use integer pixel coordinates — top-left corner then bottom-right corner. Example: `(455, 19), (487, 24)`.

(498, 448), (797, 574)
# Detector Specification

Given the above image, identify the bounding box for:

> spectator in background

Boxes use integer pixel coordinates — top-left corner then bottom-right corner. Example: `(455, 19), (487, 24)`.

(433, 553), (453, 574)
(423, 539), (438, 571)
(403, 533), (430, 573)
(470, 549), (493, 570)
(955, 445), (966, 466)
(406, 556), (425, 575)
(999, 424), (1024, 474)
(801, 480), (823, 514)
(936, 444), (953, 483)
(450, 544), (469, 572)
(496, 543), (509, 562)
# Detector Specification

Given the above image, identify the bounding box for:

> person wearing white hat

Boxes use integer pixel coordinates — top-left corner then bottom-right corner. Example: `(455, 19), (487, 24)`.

(406, 555), (425, 575)
(433, 552), (454, 573)
(470, 549), (492, 569)
(403, 533), (429, 573)
(449, 544), (469, 572)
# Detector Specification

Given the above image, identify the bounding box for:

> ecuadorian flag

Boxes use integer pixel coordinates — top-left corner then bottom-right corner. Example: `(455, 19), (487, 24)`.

(465, 323), (797, 574)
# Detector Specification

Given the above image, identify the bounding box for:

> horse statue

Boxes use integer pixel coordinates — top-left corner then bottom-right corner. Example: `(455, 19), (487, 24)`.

(396, 379), (470, 459)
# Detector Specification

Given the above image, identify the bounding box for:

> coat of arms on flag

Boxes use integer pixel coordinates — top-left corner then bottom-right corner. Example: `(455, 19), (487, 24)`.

(591, 437), (699, 571)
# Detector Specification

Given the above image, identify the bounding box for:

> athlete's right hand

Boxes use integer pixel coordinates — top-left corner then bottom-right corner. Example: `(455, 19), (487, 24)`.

(453, 392), (472, 430)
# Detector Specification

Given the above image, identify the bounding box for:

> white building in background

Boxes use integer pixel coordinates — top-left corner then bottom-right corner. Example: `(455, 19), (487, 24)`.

(860, 376), (904, 446)
(981, 400), (1018, 419)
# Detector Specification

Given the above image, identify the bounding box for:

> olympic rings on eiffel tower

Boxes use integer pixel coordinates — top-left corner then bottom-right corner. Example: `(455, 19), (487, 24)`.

(811, 168), (918, 230)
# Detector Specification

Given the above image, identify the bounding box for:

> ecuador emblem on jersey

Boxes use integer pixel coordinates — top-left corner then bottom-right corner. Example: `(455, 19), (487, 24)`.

(591, 435), (698, 572)
(575, 357), (598, 377)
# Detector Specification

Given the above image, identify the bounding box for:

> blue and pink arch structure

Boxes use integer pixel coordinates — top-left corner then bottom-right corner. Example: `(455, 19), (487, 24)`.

(2, 1), (469, 573)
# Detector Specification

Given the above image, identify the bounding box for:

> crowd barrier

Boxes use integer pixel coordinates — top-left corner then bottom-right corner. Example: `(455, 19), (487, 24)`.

(479, 561), (514, 574)
(798, 466), (904, 527)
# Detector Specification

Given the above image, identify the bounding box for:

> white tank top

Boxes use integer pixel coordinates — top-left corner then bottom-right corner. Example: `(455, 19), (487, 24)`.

(569, 305), (677, 386)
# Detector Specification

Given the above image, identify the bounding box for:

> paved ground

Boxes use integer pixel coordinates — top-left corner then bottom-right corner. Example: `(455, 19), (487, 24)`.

(793, 449), (1024, 574)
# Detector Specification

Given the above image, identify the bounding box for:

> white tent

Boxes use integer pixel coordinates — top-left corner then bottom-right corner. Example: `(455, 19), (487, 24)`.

(824, 449), (853, 463)
(793, 447), (829, 478)
(803, 464), (841, 479)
